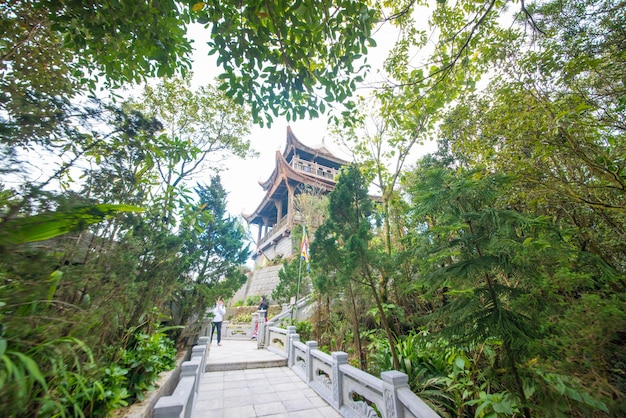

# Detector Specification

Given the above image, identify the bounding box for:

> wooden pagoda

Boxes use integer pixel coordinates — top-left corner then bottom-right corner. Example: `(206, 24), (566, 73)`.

(244, 127), (347, 268)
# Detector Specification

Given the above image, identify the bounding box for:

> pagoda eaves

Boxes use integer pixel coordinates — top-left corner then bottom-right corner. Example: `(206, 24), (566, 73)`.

(243, 127), (348, 258)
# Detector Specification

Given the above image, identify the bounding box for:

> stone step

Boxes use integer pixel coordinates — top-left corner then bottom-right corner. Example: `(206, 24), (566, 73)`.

(204, 339), (288, 373)
(205, 357), (288, 372)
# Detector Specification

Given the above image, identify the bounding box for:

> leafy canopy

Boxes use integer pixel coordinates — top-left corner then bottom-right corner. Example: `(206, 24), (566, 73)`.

(191, 0), (378, 126)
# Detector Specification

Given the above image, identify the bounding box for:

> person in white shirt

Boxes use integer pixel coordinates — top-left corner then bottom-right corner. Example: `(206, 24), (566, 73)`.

(210, 298), (226, 346)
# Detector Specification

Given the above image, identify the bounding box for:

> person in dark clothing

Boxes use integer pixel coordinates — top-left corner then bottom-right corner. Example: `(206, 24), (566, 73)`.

(252, 295), (269, 339)
(258, 295), (269, 319)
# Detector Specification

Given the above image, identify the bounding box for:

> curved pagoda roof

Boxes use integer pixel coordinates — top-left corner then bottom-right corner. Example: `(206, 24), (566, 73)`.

(243, 127), (348, 226)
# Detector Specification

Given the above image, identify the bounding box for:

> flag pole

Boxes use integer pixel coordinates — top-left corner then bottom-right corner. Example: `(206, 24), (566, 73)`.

(295, 224), (307, 322)
(295, 248), (302, 321)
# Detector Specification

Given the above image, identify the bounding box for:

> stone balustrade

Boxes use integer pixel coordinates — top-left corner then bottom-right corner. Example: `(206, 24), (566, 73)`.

(153, 336), (208, 418)
(256, 295), (312, 349)
(290, 156), (340, 181)
(262, 324), (293, 356)
(268, 326), (440, 418)
(222, 317), (255, 340)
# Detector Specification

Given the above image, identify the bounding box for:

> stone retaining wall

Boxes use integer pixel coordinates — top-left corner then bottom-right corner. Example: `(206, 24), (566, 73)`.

(231, 264), (283, 303)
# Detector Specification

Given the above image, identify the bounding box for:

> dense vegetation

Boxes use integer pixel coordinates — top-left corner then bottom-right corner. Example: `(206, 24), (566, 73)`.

(0, 83), (254, 416)
(1, 3), (254, 411)
(1, 0), (624, 416)
(304, 1), (625, 416)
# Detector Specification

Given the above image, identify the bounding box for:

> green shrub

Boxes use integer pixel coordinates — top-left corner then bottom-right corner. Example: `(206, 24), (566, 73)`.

(230, 312), (252, 323)
(118, 327), (178, 402)
(98, 365), (131, 411)
(0, 334), (124, 417)
(296, 321), (312, 341)
(368, 331), (609, 417)
(0, 334), (50, 416)
(368, 331), (461, 414)
(276, 319), (312, 341)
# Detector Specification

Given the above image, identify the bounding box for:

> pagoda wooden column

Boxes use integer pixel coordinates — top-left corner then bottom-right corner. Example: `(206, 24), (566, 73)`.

(286, 182), (295, 226)
(262, 216), (269, 239)
(256, 220), (262, 243)
(273, 198), (283, 222)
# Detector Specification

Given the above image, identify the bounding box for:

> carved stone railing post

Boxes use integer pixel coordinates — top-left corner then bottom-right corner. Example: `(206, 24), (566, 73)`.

(251, 311), (260, 344)
(381, 370), (408, 418)
(180, 359), (198, 379)
(153, 376), (195, 418)
(288, 333), (300, 368)
(180, 357), (201, 396)
(285, 326), (297, 363)
(220, 320), (228, 340)
(199, 314), (212, 339)
(305, 341), (317, 383)
(153, 337), (210, 418)
(287, 326), (297, 348)
(191, 341), (207, 375)
(331, 351), (348, 410)
(257, 314), (267, 348)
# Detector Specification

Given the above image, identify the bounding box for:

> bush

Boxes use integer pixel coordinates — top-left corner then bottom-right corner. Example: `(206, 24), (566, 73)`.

(0, 334), (128, 417)
(117, 327), (178, 403)
(296, 321), (312, 341)
(276, 318), (312, 341)
(230, 312), (252, 323)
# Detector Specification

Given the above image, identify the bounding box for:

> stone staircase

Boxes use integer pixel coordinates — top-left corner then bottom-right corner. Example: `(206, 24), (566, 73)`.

(204, 340), (287, 372)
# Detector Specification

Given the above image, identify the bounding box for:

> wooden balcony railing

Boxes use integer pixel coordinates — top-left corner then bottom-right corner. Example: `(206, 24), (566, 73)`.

(258, 214), (289, 247)
(290, 157), (339, 181)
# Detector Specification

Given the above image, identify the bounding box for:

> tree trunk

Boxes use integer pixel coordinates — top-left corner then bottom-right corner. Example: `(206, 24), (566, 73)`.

(347, 280), (366, 370)
(366, 271), (400, 370)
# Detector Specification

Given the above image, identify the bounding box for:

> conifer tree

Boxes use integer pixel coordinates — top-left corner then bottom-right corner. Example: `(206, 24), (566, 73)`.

(312, 164), (401, 370)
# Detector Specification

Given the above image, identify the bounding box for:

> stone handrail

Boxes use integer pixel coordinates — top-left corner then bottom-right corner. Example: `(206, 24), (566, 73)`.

(256, 294), (314, 349)
(153, 336), (208, 418)
(262, 325), (293, 357)
(282, 326), (440, 418)
(222, 318), (255, 340)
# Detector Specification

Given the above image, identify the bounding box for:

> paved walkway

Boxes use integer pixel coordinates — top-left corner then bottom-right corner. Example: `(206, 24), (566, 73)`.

(192, 340), (341, 418)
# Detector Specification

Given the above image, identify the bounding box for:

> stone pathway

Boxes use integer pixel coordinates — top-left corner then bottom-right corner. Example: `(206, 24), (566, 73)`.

(191, 340), (341, 418)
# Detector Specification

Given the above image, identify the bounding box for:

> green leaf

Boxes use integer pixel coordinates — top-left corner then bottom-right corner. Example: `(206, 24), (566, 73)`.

(12, 352), (48, 391)
(454, 356), (465, 369)
(0, 204), (145, 247)
(46, 270), (64, 304)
